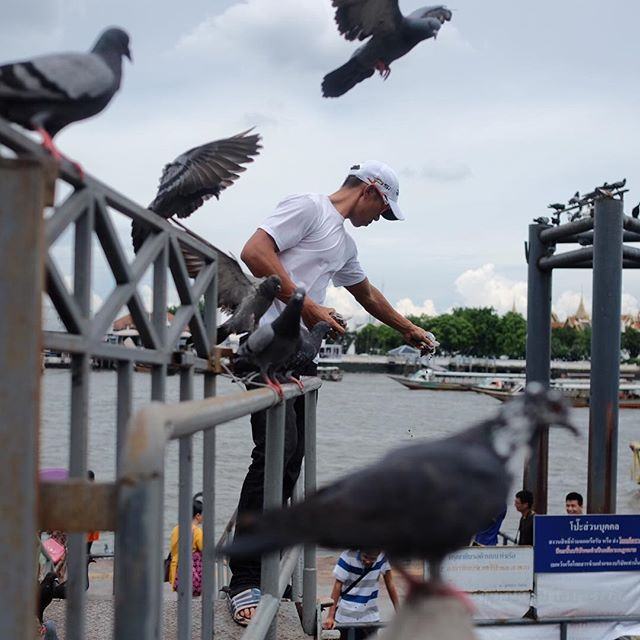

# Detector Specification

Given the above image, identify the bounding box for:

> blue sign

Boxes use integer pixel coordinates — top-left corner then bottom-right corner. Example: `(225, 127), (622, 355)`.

(534, 515), (640, 573)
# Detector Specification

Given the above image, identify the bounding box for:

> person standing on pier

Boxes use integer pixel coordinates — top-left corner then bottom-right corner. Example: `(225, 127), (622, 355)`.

(226, 161), (435, 626)
(514, 490), (535, 545)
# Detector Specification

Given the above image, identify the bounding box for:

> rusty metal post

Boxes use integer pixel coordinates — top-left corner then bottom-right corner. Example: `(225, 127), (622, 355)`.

(524, 223), (552, 513)
(588, 197), (623, 513)
(0, 158), (44, 638)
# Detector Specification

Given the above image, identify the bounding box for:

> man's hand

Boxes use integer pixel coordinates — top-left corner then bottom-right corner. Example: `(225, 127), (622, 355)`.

(301, 298), (345, 335)
(402, 324), (437, 355)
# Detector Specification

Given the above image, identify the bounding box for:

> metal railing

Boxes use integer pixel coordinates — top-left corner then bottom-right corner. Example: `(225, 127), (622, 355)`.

(0, 120), (321, 640)
(116, 380), (321, 640)
(333, 615), (640, 640)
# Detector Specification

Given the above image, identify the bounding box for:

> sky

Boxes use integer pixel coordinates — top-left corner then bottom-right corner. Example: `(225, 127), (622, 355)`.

(4, 0), (640, 329)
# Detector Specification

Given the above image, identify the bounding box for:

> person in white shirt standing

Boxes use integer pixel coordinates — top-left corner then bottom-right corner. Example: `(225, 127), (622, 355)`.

(226, 161), (435, 626)
(324, 549), (399, 639)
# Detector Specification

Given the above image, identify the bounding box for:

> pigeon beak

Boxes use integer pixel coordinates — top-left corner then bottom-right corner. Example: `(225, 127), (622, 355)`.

(553, 412), (580, 436)
(125, 46), (133, 62)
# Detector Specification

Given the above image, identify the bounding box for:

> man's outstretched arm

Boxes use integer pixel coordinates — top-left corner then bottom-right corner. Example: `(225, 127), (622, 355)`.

(345, 278), (435, 351)
(241, 229), (345, 333)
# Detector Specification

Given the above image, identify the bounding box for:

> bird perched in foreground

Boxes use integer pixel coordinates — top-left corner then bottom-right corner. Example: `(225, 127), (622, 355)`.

(322, 2), (452, 97)
(220, 384), (576, 595)
(234, 288), (305, 397)
(131, 129), (261, 252)
(0, 27), (131, 173)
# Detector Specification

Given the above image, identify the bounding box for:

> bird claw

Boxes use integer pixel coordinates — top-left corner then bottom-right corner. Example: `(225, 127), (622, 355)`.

(288, 376), (305, 392)
(36, 127), (85, 179)
(264, 376), (285, 401)
(374, 60), (391, 80)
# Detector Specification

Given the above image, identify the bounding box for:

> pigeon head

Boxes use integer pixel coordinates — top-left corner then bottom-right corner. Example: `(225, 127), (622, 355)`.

(489, 383), (577, 461)
(92, 27), (132, 62)
(422, 6), (453, 23)
(258, 275), (282, 299)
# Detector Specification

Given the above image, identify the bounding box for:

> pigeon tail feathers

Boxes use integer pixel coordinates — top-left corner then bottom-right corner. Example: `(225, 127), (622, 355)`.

(322, 58), (375, 98)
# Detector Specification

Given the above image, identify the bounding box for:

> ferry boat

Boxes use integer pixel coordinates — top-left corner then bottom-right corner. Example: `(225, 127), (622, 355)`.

(388, 369), (523, 391)
(472, 379), (640, 409)
(317, 365), (343, 382)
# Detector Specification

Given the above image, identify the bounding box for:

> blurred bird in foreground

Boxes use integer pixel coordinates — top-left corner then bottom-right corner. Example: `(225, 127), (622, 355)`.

(220, 385), (577, 600)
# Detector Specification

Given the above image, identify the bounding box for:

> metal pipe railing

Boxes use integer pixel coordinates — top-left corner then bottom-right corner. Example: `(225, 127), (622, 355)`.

(115, 379), (322, 640)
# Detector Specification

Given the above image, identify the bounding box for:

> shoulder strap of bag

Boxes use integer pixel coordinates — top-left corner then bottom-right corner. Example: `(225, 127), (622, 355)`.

(340, 564), (374, 598)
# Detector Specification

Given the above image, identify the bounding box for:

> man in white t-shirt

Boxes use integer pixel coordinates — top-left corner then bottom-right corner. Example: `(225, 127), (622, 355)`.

(226, 161), (435, 625)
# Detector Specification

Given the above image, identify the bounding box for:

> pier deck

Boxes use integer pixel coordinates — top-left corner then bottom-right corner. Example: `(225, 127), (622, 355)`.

(43, 598), (310, 640)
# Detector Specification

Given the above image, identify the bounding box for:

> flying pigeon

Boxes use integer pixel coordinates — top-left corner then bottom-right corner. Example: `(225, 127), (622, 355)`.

(0, 27), (131, 173)
(322, 2), (452, 97)
(234, 288), (305, 397)
(217, 274), (282, 343)
(220, 384), (576, 594)
(284, 321), (332, 378)
(131, 129), (261, 252)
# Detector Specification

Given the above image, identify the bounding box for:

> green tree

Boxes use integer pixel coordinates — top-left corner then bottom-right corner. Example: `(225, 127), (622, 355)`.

(622, 327), (640, 358)
(451, 307), (501, 357)
(497, 312), (526, 358)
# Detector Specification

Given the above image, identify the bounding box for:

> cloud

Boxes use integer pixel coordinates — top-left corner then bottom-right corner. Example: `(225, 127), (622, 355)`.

(176, 0), (345, 73)
(402, 162), (473, 183)
(454, 264), (527, 314)
(554, 290), (640, 320)
(394, 297), (437, 317)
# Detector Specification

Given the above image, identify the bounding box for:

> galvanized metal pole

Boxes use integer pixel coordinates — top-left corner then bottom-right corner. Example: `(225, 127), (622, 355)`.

(524, 223), (553, 513)
(67, 195), (94, 640)
(0, 158), (44, 640)
(202, 270), (217, 639)
(302, 390), (318, 635)
(290, 477), (303, 602)
(177, 367), (194, 640)
(588, 197), (623, 513)
(261, 402), (286, 640)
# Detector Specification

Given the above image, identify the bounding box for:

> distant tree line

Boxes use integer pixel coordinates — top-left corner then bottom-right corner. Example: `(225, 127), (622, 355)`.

(341, 307), (640, 361)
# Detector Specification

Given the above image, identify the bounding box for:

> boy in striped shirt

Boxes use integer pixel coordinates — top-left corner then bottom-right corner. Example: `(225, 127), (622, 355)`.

(323, 549), (399, 639)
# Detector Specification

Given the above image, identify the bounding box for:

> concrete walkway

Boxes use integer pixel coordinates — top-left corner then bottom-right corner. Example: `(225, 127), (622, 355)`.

(44, 598), (310, 640)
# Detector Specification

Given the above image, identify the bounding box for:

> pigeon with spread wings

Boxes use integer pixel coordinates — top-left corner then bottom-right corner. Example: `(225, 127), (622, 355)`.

(322, 2), (452, 97)
(131, 129), (261, 251)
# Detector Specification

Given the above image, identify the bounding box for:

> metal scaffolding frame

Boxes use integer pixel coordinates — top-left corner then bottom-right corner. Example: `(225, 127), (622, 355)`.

(525, 188), (635, 514)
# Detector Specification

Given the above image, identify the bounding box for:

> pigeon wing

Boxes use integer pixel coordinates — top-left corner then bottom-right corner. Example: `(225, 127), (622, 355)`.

(332, 0), (404, 41)
(0, 53), (114, 101)
(149, 129), (262, 220)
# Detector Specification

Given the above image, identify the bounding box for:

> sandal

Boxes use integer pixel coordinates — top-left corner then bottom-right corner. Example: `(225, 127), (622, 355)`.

(227, 587), (262, 627)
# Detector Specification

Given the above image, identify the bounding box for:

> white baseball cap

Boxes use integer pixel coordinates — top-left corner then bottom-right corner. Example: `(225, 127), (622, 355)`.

(348, 160), (405, 221)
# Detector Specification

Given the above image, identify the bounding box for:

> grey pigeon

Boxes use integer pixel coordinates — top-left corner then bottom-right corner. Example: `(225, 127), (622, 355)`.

(40, 621), (59, 640)
(234, 288), (305, 396)
(322, 2), (452, 97)
(217, 274), (282, 343)
(0, 27), (131, 168)
(131, 129), (261, 252)
(284, 321), (332, 378)
(220, 385), (576, 589)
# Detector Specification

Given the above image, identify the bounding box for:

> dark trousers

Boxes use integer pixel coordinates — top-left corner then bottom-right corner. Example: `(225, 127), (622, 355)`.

(229, 364), (316, 595)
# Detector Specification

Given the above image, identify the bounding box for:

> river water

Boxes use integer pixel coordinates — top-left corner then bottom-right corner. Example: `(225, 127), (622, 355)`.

(40, 370), (640, 552)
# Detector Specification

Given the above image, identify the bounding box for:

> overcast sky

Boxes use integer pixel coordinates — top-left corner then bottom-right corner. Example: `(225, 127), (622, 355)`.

(5, 0), (640, 327)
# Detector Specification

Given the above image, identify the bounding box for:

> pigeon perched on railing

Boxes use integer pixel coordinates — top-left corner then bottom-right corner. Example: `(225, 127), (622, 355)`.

(322, 2), (452, 97)
(234, 288), (305, 397)
(131, 129), (261, 252)
(284, 321), (332, 378)
(220, 384), (577, 595)
(0, 27), (131, 173)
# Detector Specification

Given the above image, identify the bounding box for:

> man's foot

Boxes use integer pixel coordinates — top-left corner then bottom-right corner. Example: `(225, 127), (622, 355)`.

(227, 587), (262, 627)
